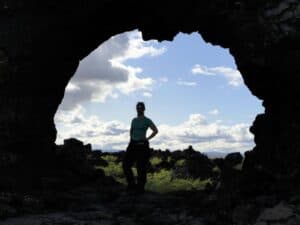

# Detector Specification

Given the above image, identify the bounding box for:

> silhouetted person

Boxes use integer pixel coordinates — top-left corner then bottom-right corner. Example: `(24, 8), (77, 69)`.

(122, 102), (158, 194)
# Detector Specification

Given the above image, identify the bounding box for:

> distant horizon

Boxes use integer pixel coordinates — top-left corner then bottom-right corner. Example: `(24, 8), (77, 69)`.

(57, 135), (249, 154)
(60, 138), (247, 156)
(96, 148), (246, 157)
(91, 145), (249, 154)
(93, 146), (246, 159)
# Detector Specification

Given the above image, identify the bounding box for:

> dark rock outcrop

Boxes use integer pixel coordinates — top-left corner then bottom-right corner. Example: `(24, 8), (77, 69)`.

(0, 0), (299, 190)
(87, 150), (109, 167)
(224, 152), (243, 168)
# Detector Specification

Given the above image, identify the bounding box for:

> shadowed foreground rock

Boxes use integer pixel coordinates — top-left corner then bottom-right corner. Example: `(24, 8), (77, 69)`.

(0, 138), (109, 192)
(2, 187), (300, 225)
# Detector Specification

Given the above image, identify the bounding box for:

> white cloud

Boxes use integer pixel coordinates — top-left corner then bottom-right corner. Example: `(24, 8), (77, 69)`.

(152, 113), (253, 153)
(58, 29), (166, 110)
(191, 64), (243, 87)
(55, 105), (86, 125)
(209, 66), (242, 87)
(191, 64), (215, 75)
(112, 31), (166, 61)
(55, 110), (253, 153)
(177, 79), (197, 86)
(55, 105), (130, 149)
(116, 72), (154, 95)
(143, 92), (152, 98)
(209, 109), (219, 115)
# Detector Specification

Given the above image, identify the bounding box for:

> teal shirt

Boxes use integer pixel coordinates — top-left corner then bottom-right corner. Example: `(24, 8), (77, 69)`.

(131, 116), (154, 141)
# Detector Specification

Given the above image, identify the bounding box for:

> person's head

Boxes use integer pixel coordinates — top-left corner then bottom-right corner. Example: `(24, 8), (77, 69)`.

(136, 102), (145, 115)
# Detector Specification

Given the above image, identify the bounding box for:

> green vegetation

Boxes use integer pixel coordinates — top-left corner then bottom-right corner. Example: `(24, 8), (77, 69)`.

(98, 155), (212, 193)
(175, 159), (186, 167)
(101, 155), (118, 163)
(97, 155), (125, 184)
(150, 156), (163, 166)
(146, 169), (211, 193)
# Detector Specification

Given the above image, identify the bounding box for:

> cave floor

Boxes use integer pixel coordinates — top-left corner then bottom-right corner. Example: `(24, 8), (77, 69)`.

(1, 183), (300, 225)
(0, 186), (208, 225)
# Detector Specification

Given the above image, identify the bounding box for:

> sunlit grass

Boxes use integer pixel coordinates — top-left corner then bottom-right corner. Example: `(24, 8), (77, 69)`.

(146, 169), (211, 193)
(150, 156), (163, 166)
(101, 155), (118, 163)
(175, 159), (186, 167)
(98, 155), (212, 193)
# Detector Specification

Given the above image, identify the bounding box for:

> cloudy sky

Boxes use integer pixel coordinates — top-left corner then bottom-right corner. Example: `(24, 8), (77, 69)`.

(54, 30), (264, 153)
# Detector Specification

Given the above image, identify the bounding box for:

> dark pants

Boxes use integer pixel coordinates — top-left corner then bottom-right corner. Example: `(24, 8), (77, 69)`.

(122, 139), (151, 190)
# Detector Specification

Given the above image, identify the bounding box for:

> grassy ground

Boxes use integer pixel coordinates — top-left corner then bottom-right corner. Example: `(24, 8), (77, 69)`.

(97, 155), (212, 193)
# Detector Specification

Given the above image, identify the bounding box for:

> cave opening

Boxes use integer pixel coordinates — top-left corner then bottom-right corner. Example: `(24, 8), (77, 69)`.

(53, 30), (264, 193)
(0, 1), (299, 223)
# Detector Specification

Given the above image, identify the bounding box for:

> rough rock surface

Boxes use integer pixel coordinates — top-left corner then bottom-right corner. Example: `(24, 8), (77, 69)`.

(0, 191), (208, 225)
(0, 0), (299, 189)
(253, 201), (300, 225)
(2, 189), (300, 225)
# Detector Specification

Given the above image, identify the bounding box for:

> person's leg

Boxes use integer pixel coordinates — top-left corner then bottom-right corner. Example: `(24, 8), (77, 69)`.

(136, 142), (151, 193)
(122, 143), (136, 189)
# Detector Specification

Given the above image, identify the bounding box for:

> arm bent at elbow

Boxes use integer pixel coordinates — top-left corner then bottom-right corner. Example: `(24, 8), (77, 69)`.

(147, 124), (159, 140)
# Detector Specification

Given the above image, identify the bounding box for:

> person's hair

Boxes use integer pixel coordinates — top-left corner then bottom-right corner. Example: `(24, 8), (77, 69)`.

(136, 101), (145, 110)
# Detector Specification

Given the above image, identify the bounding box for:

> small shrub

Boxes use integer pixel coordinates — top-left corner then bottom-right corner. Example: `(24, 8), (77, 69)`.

(150, 156), (163, 166)
(175, 159), (186, 167)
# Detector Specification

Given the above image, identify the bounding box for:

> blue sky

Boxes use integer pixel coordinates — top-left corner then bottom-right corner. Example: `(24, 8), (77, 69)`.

(55, 30), (264, 153)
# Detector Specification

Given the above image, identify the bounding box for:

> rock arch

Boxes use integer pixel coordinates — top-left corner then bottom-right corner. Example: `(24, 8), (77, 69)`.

(0, 0), (299, 184)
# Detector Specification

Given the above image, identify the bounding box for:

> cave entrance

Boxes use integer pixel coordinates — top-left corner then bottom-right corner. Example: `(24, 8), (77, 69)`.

(54, 30), (264, 192)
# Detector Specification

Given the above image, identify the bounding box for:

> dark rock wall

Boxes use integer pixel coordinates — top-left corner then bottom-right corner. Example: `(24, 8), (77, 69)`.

(0, 0), (299, 180)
